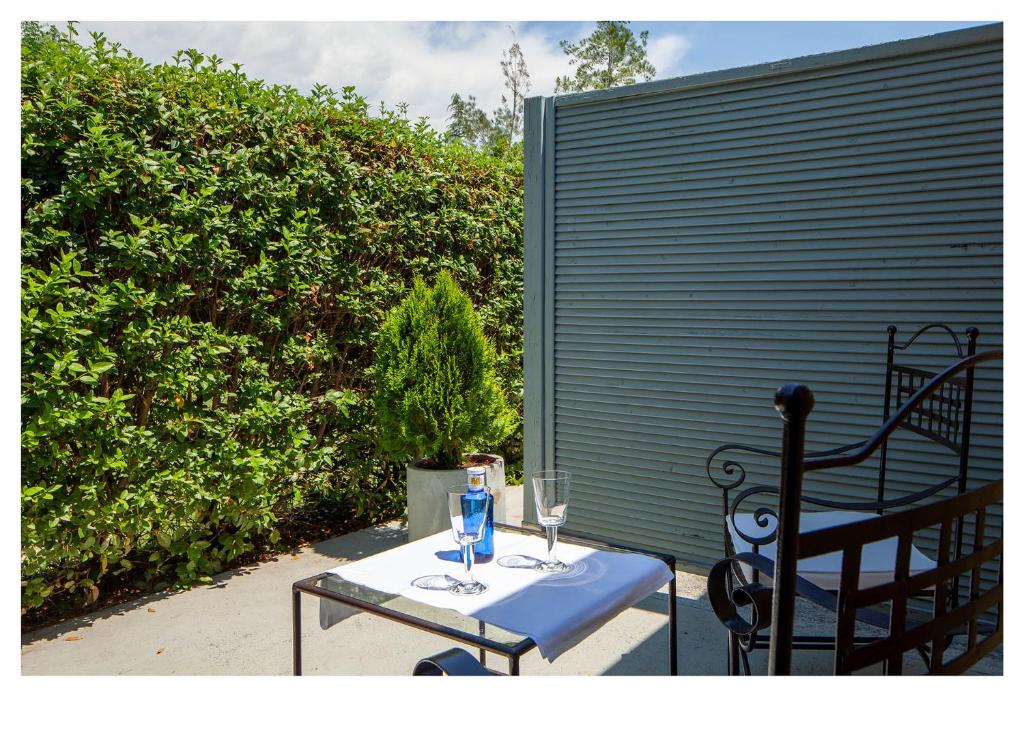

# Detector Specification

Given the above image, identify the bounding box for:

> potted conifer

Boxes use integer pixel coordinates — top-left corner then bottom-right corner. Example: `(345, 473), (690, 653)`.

(373, 272), (516, 540)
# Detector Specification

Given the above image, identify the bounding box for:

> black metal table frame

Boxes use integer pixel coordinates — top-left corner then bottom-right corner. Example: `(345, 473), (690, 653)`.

(292, 522), (678, 676)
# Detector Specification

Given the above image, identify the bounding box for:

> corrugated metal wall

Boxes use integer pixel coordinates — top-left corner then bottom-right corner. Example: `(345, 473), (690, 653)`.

(523, 24), (1002, 570)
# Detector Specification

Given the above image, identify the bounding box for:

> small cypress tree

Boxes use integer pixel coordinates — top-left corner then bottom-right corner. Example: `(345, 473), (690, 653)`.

(373, 272), (516, 469)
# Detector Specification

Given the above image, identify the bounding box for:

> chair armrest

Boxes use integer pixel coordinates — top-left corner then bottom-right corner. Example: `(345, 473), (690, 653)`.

(412, 648), (496, 676)
(708, 441), (864, 463)
(705, 444), (778, 492)
(806, 440), (867, 458)
(706, 441), (864, 494)
(707, 552), (891, 635)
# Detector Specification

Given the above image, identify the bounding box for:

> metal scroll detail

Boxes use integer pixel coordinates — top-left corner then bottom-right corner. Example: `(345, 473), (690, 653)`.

(707, 555), (774, 636)
(705, 443), (778, 492)
(728, 485), (781, 546)
(706, 444), (783, 547)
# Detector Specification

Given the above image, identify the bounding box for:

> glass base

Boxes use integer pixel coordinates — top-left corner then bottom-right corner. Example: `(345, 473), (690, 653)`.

(534, 560), (571, 573)
(448, 580), (489, 596)
(497, 555), (543, 569)
(411, 574), (460, 590)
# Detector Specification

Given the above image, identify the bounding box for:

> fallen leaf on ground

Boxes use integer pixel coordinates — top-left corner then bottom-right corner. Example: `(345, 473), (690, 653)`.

(64, 635), (83, 642)
(156, 648), (164, 655)
(147, 607), (156, 613)
(290, 554), (300, 560)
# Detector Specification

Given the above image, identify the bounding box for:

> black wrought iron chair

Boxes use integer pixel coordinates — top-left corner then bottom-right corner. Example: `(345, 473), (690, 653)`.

(412, 647), (494, 676)
(707, 347), (1002, 674)
(705, 324), (985, 674)
(709, 478), (1002, 674)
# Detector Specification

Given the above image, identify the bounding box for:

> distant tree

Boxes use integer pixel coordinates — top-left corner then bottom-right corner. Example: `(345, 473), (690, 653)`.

(447, 34), (530, 154)
(21, 21), (62, 47)
(445, 93), (498, 149)
(554, 21), (656, 94)
(492, 39), (531, 143)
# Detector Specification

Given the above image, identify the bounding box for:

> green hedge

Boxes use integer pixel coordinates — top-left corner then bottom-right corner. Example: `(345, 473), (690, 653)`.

(21, 28), (524, 613)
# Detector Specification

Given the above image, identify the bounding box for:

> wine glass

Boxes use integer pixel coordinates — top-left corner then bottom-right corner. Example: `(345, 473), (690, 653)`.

(445, 485), (491, 596)
(531, 470), (571, 573)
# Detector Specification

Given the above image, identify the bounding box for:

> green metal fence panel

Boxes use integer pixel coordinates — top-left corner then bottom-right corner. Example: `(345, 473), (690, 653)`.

(524, 24), (1002, 569)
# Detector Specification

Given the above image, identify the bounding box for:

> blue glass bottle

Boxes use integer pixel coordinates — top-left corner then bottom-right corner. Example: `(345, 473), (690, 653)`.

(463, 466), (494, 563)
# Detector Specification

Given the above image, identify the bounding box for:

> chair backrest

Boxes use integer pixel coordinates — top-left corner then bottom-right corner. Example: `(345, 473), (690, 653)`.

(705, 325), (981, 558)
(798, 481), (1002, 675)
(769, 348), (1002, 675)
(876, 324), (979, 513)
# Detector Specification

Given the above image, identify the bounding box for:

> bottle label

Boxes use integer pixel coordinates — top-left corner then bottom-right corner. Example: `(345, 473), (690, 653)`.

(466, 466), (487, 490)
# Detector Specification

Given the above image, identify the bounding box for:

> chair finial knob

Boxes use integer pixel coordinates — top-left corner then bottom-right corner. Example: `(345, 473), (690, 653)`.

(774, 383), (814, 420)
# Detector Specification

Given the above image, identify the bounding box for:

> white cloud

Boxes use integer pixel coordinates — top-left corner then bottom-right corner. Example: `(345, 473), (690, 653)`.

(74, 21), (690, 130)
(647, 32), (691, 79)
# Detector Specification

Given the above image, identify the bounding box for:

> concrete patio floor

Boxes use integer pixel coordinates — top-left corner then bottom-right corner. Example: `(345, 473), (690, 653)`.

(22, 487), (1002, 676)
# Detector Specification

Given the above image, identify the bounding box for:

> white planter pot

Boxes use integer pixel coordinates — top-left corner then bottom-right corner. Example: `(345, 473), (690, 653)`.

(406, 454), (506, 541)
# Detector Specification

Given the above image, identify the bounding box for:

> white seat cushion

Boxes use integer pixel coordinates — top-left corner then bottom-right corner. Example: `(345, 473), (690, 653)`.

(726, 510), (937, 590)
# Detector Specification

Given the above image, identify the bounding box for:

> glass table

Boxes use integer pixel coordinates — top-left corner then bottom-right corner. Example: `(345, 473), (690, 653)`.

(292, 522), (677, 675)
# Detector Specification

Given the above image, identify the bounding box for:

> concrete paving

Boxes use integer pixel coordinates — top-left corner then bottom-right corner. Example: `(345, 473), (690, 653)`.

(22, 486), (1002, 676)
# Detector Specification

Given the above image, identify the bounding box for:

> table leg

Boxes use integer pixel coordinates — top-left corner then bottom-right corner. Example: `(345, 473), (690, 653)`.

(509, 654), (520, 676)
(669, 572), (678, 676)
(293, 587), (302, 676)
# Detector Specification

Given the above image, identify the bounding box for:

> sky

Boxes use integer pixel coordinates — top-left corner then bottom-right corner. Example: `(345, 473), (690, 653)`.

(66, 20), (993, 132)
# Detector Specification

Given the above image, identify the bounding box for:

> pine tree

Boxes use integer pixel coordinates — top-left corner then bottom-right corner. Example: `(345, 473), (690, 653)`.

(554, 21), (656, 94)
(373, 272), (516, 469)
(492, 40), (531, 143)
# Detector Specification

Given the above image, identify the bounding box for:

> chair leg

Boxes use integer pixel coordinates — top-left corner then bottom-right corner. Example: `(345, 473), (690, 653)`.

(740, 646), (752, 675)
(915, 643), (931, 670)
(727, 632), (738, 675)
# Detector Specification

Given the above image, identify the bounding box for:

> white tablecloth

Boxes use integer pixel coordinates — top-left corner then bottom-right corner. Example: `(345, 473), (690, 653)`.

(318, 528), (673, 661)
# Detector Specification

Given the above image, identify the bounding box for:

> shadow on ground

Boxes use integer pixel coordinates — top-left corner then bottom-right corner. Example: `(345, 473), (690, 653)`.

(23, 524), (411, 648)
(603, 591), (1003, 676)
(311, 524), (407, 560)
(22, 566), (260, 645)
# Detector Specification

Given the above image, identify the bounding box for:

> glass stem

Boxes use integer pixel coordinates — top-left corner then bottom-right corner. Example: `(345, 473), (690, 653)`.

(463, 543), (475, 583)
(546, 525), (558, 564)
